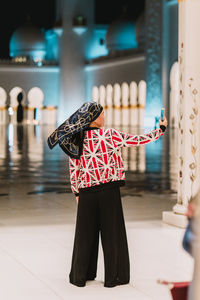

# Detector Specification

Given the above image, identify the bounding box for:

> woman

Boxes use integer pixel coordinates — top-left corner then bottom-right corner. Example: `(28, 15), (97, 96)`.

(47, 101), (168, 288)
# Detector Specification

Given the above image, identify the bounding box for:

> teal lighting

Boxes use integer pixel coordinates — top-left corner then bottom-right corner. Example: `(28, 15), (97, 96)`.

(45, 30), (59, 61)
(144, 96), (163, 128)
(86, 27), (108, 60)
(146, 133), (163, 172)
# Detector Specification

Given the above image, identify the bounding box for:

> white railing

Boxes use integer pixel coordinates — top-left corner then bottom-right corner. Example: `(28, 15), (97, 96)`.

(0, 86), (57, 125)
(92, 80), (146, 127)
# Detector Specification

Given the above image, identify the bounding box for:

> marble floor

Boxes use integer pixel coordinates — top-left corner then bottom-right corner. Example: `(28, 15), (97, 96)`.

(0, 124), (194, 300)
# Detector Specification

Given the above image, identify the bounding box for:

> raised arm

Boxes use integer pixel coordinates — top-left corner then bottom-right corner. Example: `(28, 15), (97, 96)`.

(111, 127), (165, 148)
(69, 157), (80, 196)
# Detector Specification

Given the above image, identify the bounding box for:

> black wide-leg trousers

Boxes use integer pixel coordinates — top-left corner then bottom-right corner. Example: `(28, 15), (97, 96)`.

(69, 185), (130, 287)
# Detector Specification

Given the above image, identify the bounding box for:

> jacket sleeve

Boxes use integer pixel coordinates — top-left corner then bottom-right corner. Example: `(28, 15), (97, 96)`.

(111, 127), (165, 148)
(69, 157), (80, 196)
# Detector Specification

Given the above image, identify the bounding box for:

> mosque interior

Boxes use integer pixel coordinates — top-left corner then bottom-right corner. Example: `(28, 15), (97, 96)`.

(0, 0), (195, 299)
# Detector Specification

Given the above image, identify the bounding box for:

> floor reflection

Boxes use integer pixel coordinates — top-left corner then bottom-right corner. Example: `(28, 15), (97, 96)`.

(0, 124), (178, 197)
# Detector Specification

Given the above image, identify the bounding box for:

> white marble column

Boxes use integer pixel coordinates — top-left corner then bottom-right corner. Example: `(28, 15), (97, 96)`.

(106, 84), (113, 126)
(113, 83), (121, 127)
(99, 85), (106, 108)
(121, 82), (129, 127)
(130, 81), (138, 127)
(138, 80), (146, 128)
(0, 87), (8, 125)
(92, 86), (99, 103)
(163, 0), (200, 228)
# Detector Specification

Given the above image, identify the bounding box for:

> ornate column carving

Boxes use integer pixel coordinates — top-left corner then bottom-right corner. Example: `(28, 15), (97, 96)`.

(163, 0), (200, 228)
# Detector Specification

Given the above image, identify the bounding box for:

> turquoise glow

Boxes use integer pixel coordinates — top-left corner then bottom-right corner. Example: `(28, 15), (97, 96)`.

(86, 27), (108, 60)
(146, 132), (163, 172)
(45, 30), (59, 61)
(144, 87), (162, 128)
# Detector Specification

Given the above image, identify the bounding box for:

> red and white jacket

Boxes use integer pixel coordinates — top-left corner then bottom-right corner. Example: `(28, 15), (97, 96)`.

(69, 127), (164, 195)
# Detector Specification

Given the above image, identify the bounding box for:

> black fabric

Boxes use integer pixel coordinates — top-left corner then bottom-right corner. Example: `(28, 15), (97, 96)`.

(69, 185), (130, 287)
(160, 125), (166, 132)
(84, 126), (100, 131)
(79, 180), (125, 194)
(47, 102), (103, 159)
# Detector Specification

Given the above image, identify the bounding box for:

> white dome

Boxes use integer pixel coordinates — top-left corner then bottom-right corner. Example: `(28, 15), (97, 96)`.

(9, 24), (46, 60)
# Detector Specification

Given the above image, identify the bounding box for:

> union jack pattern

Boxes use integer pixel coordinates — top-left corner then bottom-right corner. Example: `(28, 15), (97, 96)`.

(69, 127), (164, 194)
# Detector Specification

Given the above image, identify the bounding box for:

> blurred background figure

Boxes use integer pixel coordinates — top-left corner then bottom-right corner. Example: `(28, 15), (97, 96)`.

(17, 92), (24, 123)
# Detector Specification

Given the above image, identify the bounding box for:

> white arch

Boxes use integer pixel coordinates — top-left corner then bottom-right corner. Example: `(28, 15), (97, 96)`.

(105, 84), (113, 126)
(113, 83), (121, 126)
(138, 80), (146, 127)
(121, 82), (129, 126)
(92, 86), (99, 103)
(99, 85), (106, 107)
(130, 81), (138, 127)
(121, 82), (129, 107)
(138, 80), (146, 107)
(113, 83), (121, 108)
(27, 87), (44, 108)
(130, 81), (137, 106)
(106, 84), (113, 108)
(0, 87), (7, 107)
(9, 87), (25, 108)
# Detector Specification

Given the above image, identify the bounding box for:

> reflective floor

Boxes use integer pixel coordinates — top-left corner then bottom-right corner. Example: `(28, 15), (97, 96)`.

(0, 124), (177, 198)
(0, 124), (193, 300)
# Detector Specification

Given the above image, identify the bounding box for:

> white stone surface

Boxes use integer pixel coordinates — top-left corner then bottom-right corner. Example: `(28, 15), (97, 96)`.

(0, 191), (194, 300)
(162, 211), (188, 228)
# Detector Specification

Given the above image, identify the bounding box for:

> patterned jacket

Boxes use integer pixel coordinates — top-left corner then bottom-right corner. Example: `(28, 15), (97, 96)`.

(69, 127), (165, 195)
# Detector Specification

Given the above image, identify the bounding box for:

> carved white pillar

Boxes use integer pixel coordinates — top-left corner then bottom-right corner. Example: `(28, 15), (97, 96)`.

(106, 84), (113, 126)
(169, 62), (179, 128)
(121, 82), (130, 127)
(10, 88), (22, 124)
(130, 81), (138, 127)
(113, 83), (121, 127)
(138, 80), (146, 128)
(163, 0), (200, 228)
(99, 85), (106, 125)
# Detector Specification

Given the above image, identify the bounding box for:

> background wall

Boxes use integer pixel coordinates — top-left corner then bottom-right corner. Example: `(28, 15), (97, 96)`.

(0, 66), (59, 106)
(85, 55), (145, 99)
